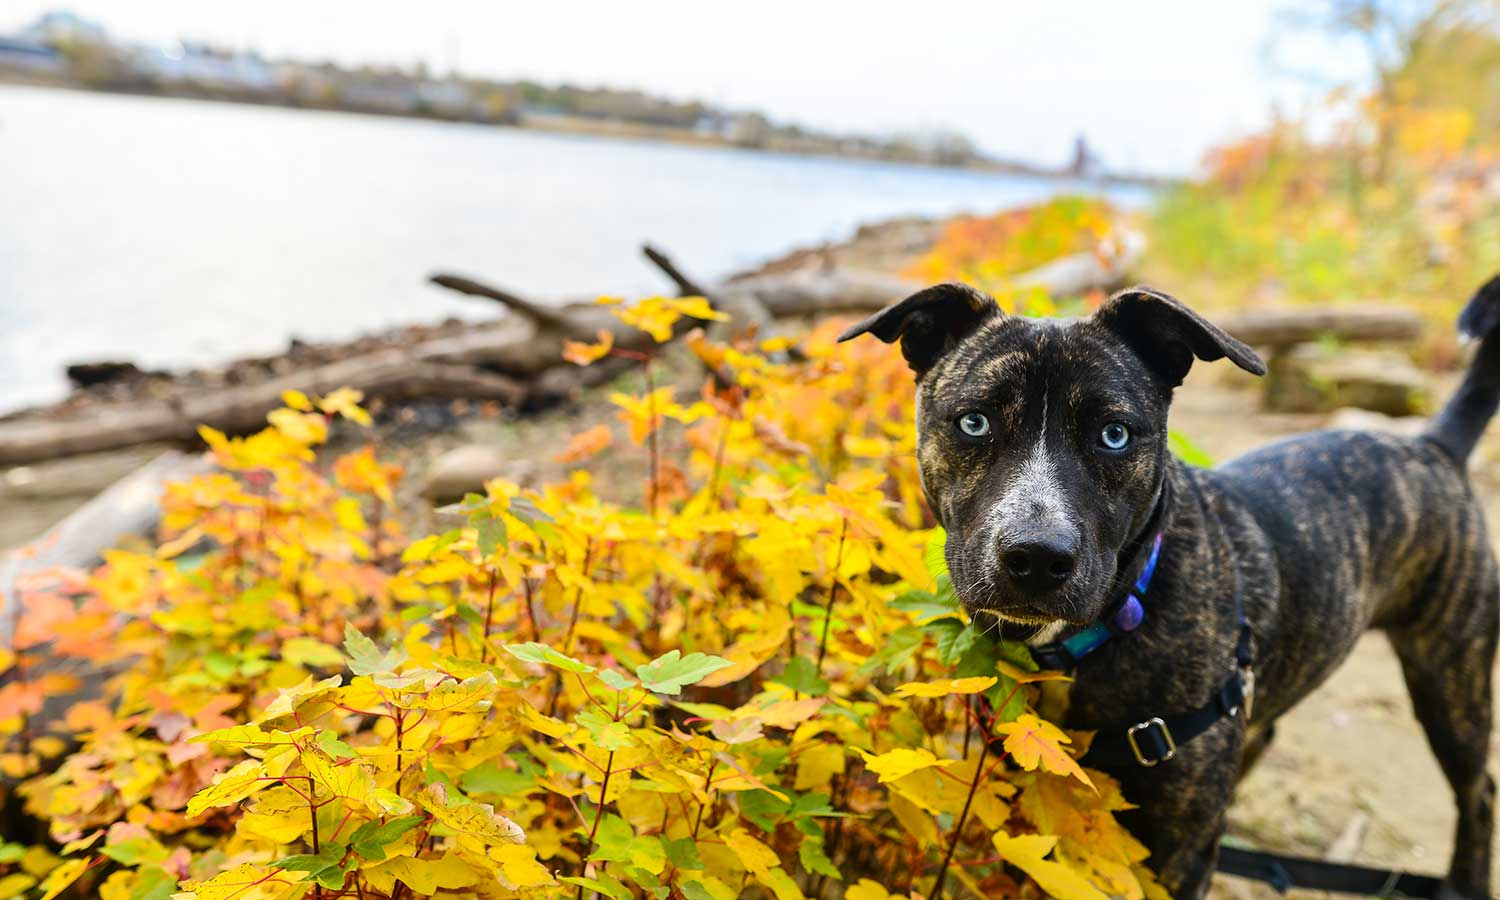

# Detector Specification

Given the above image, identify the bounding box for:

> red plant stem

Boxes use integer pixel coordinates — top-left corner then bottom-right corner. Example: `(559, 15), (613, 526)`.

(815, 518), (849, 674)
(576, 750), (617, 900)
(479, 568), (499, 663)
(931, 702), (987, 900)
(393, 709), (404, 791)
(309, 781), (324, 900)
(522, 577), (539, 642)
(561, 539), (595, 654)
(692, 757), (718, 839)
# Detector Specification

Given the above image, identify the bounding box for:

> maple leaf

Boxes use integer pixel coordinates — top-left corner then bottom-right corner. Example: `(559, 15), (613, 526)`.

(855, 747), (954, 783)
(563, 329), (615, 366)
(635, 650), (732, 694)
(995, 714), (1096, 790)
(892, 675), (998, 698)
(991, 833), (1109, 900)
(415, 783), (525, 850)
(554, 424), (614, 463)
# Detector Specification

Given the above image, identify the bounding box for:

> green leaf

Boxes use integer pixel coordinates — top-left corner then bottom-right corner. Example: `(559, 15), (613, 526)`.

(996, 640), (1038, 673)
(599, 669), (638, 691)
(129, 866), (177, 900)
(799, 836), (842, 880)
(680, 878), (737, 900)
(343, 623), (408, 676)
(459, 761), (534, 797)
(890, 579), (961, 624)
(559, 875), (631, 900)
(316, 730), (358, 761)
(349, 815), (424, 860)
(591, 815), (666, 873)
(469, 506), (507, 558)
(924, 527), (950, 579)
(737, 789), (790, 830)
(662, 836), (703, 871)
(928, 619), (980, 665)
(577, 707), (635, 750)
(1169, 429), (1214, 467)
(634, 650), (732, 694)
(401, 528), (462, 563)
(770, 656), (829, 696)
(274, 849), (346, 888)
(504, 641), (595, 674)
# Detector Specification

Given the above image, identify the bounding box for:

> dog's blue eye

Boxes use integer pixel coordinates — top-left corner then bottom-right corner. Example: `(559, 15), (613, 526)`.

(957, 412), (991, 437)
(1100, 422), (1131, 450)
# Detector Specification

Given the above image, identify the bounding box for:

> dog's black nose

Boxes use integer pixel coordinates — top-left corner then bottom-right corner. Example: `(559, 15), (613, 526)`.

(1001, 532), (1077, 594)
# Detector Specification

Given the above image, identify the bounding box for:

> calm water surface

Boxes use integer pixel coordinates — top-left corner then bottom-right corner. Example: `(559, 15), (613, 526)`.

(1, 85), (1145, 412)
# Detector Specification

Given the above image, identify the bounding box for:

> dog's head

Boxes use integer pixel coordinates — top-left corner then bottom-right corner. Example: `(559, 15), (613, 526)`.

(839, 283), (1264, 634)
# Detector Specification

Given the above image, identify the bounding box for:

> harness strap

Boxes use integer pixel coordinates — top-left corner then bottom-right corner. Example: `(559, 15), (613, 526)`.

(1216, 846), (1443, 898)
(1081, 669), (1246, 768)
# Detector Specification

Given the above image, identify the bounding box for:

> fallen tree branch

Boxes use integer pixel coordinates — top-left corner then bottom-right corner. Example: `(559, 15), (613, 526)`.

(0, 354), (526, 466)
(428, 274), (587, 335)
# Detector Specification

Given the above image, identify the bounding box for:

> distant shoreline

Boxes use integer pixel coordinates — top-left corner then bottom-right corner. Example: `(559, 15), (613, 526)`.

(0, 75), (1178, 189)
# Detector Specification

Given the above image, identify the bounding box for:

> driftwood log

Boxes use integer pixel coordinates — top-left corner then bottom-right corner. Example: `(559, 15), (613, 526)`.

(0, 234), (1145, 467)
(1216, 305), (1424, 350)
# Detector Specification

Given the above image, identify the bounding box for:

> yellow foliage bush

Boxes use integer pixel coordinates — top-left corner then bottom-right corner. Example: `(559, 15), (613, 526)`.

(1, 299), (1166, 900)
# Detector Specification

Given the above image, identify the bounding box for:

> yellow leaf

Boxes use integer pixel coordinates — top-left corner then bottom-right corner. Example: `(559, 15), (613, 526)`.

(996, 659), (1073, 683)
(0, 874), (35, 900)
(281, 389), (313, 411)
(991, 833), (1108, 900)
(192, 725), (312, 748)
(995, 714), (1095, 789)
(893, 676), (998, 698)
(369, 855), (477, 895)
(301, 748), (379, 810)
(758, 867), (806, 900)
(793, 742), (845, 792)
(37, 858), (89, 900)
(845, 880), (891, 900)
(757, 697), (824, 729)
(267, 408), (328, 446)
(186, 759), (271, 817)
(723, 828), (779, 876)
(172, 863), (304, 900)
(416, 783), (526, 850)
(855, 747), (954, 783)
(492, 845), (555, 888)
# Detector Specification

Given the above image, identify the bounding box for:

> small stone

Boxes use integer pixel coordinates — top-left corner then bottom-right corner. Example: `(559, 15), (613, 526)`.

(422, 445), (512, 503)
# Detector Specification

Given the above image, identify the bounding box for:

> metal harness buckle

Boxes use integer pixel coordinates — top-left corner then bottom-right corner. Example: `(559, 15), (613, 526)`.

(1126, 716), (1177, 767)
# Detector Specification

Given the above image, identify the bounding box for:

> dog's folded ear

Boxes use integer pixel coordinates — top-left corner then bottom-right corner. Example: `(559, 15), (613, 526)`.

(837, 282), (1001, 374)
(1093, 286), (1266, 387)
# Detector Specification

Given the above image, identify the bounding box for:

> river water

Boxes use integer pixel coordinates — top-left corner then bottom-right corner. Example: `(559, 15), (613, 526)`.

(0, 84), (1146, 412)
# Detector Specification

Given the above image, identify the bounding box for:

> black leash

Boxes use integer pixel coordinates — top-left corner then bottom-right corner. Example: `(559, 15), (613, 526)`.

(1216, 845), (1443, 898)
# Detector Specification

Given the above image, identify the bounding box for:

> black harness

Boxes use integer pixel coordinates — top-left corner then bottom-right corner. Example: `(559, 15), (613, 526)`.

(1029, 498), (1443, 897)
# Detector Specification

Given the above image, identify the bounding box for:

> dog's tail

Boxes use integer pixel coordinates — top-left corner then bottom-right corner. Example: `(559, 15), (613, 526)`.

(1427, 273), (1500, 462)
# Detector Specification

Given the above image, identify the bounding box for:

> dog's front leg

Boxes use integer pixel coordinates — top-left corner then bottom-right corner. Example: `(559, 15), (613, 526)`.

(1109, 725), (1243, 899)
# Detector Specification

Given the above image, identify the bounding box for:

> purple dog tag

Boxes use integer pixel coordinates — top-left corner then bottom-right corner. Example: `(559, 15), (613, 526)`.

(1113, 594), (1145, 632)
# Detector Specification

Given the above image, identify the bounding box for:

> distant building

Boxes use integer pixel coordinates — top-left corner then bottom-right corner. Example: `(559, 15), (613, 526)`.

(0, 35), (65, 75)
(132, 43), (276, 93)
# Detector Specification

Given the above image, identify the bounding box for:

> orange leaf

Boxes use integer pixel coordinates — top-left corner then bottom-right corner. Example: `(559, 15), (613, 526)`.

(554, 425), (613, 464)
(994, 714), (1095, 790)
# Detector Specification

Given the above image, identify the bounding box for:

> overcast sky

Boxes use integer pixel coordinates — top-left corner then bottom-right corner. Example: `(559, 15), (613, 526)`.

(3, 2), (1365, 175)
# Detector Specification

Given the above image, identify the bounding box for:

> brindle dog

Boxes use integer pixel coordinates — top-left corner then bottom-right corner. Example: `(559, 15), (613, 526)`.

(840, 279), (1500, 899)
